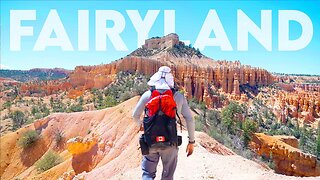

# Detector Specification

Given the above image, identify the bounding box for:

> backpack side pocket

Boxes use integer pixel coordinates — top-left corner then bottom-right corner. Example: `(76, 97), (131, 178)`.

(177, 135), (182, 146)
(139, 134), (149, 155)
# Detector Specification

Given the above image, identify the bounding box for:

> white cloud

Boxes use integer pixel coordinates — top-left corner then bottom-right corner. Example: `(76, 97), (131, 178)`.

(0, 64), (10, 69)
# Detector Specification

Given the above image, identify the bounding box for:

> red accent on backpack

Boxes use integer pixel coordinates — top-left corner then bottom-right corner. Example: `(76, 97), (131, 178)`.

(156, 136), (166, 142)
(145, 89), (177, 119)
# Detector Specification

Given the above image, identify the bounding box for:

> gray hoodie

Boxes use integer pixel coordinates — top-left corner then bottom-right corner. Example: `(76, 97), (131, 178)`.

(132, 89), (195, 142)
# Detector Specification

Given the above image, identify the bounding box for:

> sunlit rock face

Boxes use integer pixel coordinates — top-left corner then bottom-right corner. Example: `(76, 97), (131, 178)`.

(17, 34), (274, 104)
(66, 136), (100, 174)
(250, 133), (320, 177)
(67, 34), (273, 105)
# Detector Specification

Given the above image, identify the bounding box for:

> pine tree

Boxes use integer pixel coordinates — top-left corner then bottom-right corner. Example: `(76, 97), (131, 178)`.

(299, 123), (307, 150)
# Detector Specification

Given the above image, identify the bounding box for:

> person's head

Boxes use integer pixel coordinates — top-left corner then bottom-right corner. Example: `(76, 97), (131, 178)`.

(147, 66), (174, 90)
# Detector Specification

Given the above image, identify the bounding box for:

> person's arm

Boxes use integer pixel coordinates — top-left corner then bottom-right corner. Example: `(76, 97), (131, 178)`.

(132, 91), (151, 126)
(177, 94), (195, 157)
(181, 96), (195, 143)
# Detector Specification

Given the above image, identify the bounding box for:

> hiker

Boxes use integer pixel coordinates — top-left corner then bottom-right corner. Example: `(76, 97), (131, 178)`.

(132, 66), (195, 180)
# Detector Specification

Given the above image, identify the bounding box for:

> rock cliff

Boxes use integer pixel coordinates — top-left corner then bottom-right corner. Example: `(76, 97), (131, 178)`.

(67, 34), (274, 105)
(18, 34), (274, 103)
(20, 79), (73, 96)
(250, 133), (320, 176)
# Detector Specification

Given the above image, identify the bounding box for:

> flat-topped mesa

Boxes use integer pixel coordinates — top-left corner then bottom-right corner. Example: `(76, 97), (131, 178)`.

(143, 33), (179, 50)
(130, 33), (205, 58)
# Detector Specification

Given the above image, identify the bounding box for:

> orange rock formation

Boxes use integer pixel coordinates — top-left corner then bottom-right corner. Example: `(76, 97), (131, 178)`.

(20, 80), (73, 96)
(250, 133), (320, 177)
(272, 87), (320, 124)
(66, 136), (101, 174)
(67, 34), (274, 106)
(67, 136), (97, 155)
(19, 34), (274, 107)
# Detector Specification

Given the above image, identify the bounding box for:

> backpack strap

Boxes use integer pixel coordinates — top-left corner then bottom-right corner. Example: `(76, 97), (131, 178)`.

(171, 88), (182, 132)
(176, 109), (183, 133)
(158, 94), (162, 113)
(144, 87), (155, 118)
(150, 86), (156, 93)
(170, 87), (176, 95)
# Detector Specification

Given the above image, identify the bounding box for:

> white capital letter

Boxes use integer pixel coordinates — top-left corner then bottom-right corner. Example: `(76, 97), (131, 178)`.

(194, 10), (232, 51)
(164, 10), (175, 35)
(278, 10), (313, 51)
(34, 9), (73, 51)
(10, 10), (36, 51)
(237, 10), (272, 51)
(78, 10), (89, 51)
(96, 10), (128, 51)
(127, 10), (159, 48)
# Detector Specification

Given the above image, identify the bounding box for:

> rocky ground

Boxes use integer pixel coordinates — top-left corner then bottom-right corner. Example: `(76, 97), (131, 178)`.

(1, 97), (319, 180)
(110, 132), (318, 180)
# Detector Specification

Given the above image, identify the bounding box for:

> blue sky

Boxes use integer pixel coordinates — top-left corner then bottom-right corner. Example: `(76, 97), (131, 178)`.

(1, 0), (319, 75)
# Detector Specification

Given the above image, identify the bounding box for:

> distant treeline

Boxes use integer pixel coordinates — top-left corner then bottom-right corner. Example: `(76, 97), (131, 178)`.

(0, 69), (69, 82)
(273, 72), (320, 77)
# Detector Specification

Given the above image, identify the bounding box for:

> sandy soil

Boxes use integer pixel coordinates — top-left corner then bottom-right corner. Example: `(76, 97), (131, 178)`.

(109, 131), (318, 180)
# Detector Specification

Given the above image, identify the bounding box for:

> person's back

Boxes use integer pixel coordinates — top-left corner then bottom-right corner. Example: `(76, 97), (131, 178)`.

(132, 66), (195, 180)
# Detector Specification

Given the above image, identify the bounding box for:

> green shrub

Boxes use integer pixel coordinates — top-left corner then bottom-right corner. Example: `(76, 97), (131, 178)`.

(268, 152), (275, 169)
(18, 130), (40, 148)
(188, 98), (199, 110)
(208, 128), (226, 144)
(78, 96), (84, 105)
(68, 104), (83, 112)
(40, 104), (50, 116)
(241, 119), (257, 147)
(195, 116), (204, 131)
(119, 91), (133, 102)
(103, 96), (118, 108)
(53, 129), (64, 146)
(221, 101), (245, 133)
(299, 125), (317, 156)
(207, 110), (221, 126)
(35, 150), (63, 172)
(133, 83), (149, 96)
(3, 101), (12, 110)
(25, 118), (35, 125)
(31, 106), (40, 115)
(240, 148), (255, 160)
(34, 112), (43, 120)
(10, 110), (26, 129)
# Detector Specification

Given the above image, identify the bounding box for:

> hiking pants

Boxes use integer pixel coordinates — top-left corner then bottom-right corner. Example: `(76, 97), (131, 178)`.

(142, 146), (178, 180)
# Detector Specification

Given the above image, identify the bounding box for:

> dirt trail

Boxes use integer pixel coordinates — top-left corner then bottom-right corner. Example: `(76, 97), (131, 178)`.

(109, 131), (317, 180)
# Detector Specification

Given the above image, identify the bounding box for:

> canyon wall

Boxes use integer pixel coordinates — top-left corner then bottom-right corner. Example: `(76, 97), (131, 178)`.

(19, 34), (274, 105)
(20, 80), (73, 96)
(68, 56), (274, 107)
